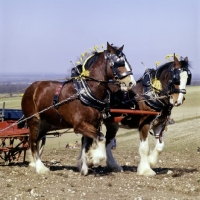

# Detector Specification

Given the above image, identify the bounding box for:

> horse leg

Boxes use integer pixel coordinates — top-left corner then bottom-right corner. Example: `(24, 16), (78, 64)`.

(28, 136), (46, 167)
(137, 125), (156, 176)
(104, 121), (123, 172)
(77, 136), (92, 175)
(28, 118), (50, 174)
(75, 121), (107, 175)
(148, 131), (165, 167)
(78, 135), (107, 175)
(39, 136), (46, 157)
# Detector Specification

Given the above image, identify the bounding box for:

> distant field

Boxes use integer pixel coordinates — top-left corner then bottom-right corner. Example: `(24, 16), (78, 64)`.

(1, 85), (200, 115)
(171, 85), (200, 120)
(0, 96), (22, 109)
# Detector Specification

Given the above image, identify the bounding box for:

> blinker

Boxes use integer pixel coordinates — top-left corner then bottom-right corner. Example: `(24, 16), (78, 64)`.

(186, 69), (192, 85)
(105, 50), (133, 80)
(172, 68), (181, 85)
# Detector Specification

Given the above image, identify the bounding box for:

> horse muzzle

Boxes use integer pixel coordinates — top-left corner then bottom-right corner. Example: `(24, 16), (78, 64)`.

(120, 81), (136, 91)
(174, 96), (185, 107)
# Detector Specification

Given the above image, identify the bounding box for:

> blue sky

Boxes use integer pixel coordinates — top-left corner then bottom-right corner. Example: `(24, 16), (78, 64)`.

(0, 0), (199, 78)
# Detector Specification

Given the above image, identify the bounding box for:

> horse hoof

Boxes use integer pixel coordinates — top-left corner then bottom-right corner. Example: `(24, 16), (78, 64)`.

(29, 162), (36, 168)
(137, 168), (156, 176)
(112, 167), (124, 173)
(80, 167), (88, 176)
(36, 167), (50, 174)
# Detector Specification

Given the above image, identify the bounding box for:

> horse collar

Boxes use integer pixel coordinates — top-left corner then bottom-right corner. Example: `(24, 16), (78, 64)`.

(73, 78), (111, 111)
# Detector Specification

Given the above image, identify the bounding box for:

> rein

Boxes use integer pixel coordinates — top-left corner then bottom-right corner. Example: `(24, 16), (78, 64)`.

(0, 92), (81, 133)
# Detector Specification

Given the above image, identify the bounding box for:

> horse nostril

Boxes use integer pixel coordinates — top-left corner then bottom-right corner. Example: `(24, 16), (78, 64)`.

(129, 82), (135, 88)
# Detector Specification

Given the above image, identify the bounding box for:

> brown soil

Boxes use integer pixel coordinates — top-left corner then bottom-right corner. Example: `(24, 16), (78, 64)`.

(0, 118), (200, 200)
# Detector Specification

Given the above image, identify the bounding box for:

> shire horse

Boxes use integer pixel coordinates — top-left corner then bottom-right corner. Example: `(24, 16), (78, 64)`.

(82, 54), (191, 175)
(21, 42), (136, 175)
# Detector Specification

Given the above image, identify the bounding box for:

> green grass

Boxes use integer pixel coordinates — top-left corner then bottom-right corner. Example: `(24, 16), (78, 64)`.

(0, 96), (22, 109)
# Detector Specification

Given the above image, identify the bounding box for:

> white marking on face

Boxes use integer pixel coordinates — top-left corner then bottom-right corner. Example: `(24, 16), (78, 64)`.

(175, 71), (188, 106)
(125, 60), (136, 86)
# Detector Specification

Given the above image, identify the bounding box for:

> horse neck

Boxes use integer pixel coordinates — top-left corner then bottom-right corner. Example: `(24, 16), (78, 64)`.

(132, 81), (143, 95)
(89, 53), (107, 80)
(158, 68), (171, 91)
(87, 53), (109, 100)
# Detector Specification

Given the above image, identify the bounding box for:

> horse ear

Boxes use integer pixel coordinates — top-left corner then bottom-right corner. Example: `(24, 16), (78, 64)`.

(107, 42), (114, 53)
(118, 45), (124, 52)
(107, 42), (112, 52)
(174, 54), (180, 67)
(184, 57), (188, 63)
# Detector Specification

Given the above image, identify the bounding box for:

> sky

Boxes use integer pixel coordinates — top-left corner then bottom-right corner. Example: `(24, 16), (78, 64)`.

(0, 0), (199, 78)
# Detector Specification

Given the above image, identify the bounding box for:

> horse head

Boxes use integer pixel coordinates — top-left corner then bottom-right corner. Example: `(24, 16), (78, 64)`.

(155, 54), (192, 107)
(104, 42), (136, 91)
(170, 56), (191, 106)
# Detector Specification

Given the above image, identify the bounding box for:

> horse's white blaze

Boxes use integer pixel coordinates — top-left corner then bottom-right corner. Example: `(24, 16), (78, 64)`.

(36, 159), (49, 174)
(176, 71), (188, 106)
(137, 139), (156, 176)
(148, 138), (165, 167)
(106, 139), (123, 172)
(87, 140), (107, 167)
(125, 60), (136, 86)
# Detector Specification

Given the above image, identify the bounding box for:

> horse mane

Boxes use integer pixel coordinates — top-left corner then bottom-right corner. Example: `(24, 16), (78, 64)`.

(156, 58), (190, 78)
(156, 62), (173, 78)
(136, 57), (191, 84)
(71, 48), (105, 72)
(82, 52), (101, 71)
(72, 44), (123, 72)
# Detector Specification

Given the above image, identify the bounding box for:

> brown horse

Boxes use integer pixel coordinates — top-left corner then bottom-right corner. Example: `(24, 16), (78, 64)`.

(82, 55), (191, 175)
(21, 42), (136, 175)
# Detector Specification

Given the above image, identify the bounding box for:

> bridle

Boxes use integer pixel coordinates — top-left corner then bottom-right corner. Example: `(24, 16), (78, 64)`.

(167, 67), (192, 95)
(104, 50), (133, 81)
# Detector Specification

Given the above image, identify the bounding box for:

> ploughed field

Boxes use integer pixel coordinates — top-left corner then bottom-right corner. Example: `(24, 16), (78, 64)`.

(0, 86), (200, 200)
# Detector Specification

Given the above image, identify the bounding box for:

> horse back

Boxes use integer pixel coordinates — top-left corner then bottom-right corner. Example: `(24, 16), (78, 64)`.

(21, 80), (74, 116)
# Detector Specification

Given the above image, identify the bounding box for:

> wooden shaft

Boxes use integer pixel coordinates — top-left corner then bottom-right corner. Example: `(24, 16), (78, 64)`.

(110, 109), (160, 115)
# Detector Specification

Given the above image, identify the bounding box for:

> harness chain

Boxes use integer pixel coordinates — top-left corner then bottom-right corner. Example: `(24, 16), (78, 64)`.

(0, 92), (80, 133)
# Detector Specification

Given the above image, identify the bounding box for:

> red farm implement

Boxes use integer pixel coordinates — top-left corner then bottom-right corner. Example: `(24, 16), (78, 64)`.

(0, 105), (29, 164)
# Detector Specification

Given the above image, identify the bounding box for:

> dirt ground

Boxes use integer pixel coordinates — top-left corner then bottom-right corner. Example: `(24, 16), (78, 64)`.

(0, 116), (200, 200)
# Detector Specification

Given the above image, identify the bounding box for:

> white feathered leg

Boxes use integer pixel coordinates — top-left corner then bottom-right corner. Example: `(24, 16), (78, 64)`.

(86, 139), (107, 167)
(28, 149), (36, 168)
(148, 120), (166, 167)
(137, 138), (156, 176)
(148, 136), (165, 167)
(78, 136), (107, 175)
(77, 137), (89, 176)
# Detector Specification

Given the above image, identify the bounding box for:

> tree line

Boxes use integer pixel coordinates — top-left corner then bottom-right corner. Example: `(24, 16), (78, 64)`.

(0, 84), (29, 94)
(0, 80), (199, 94)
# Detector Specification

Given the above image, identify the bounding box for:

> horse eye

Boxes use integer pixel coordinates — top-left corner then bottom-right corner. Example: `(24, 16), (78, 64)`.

(118, 52), (122, 58)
